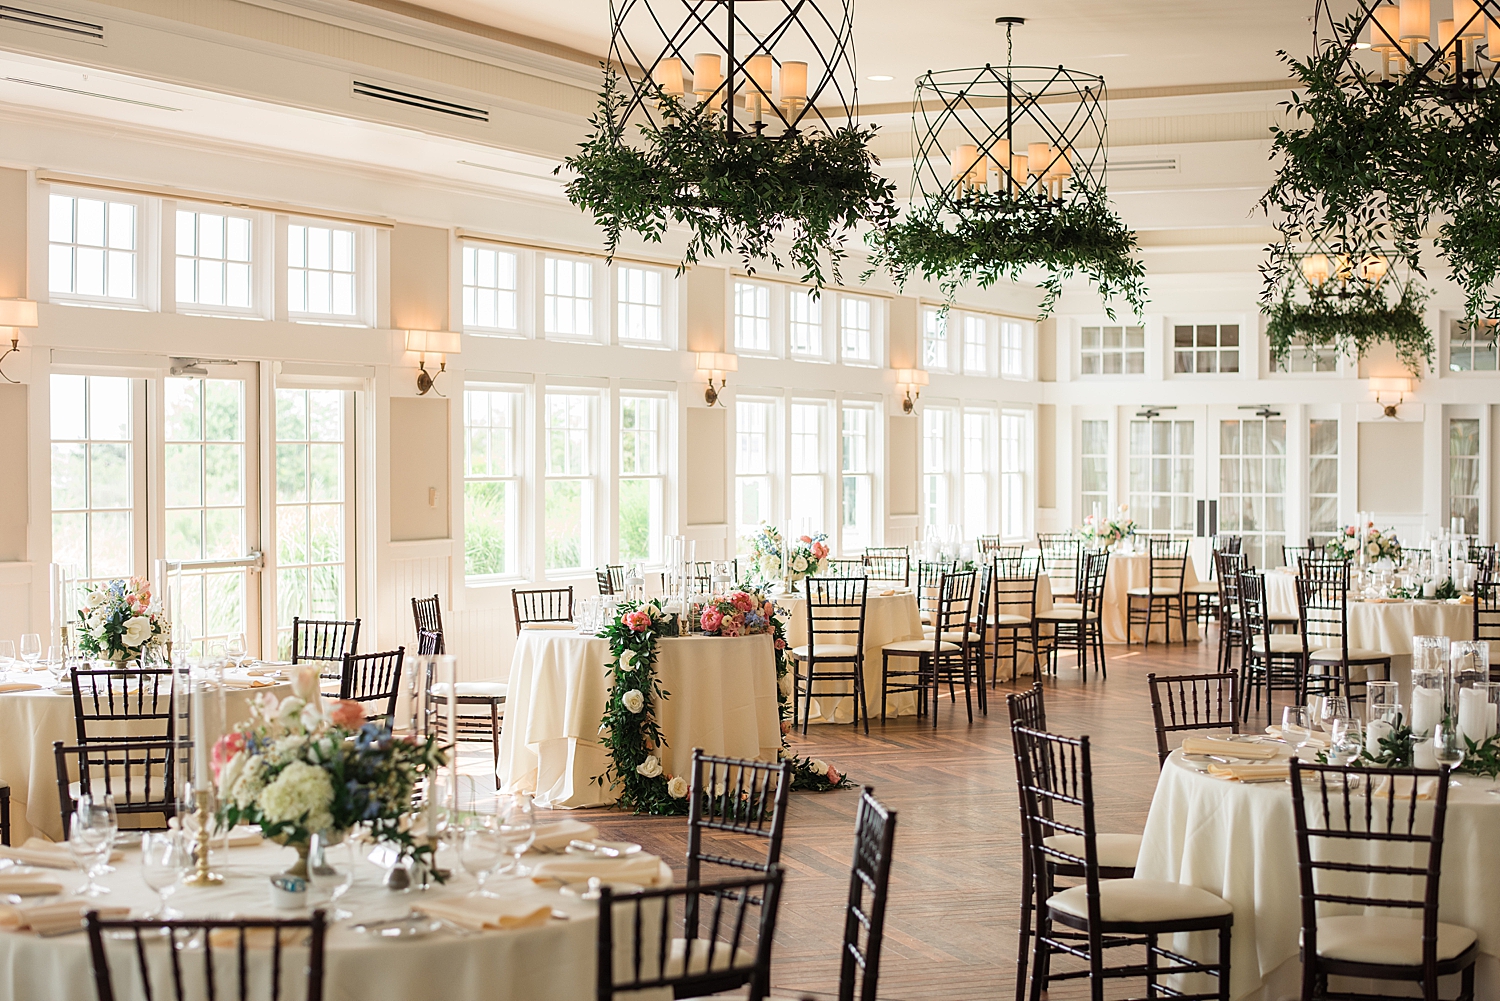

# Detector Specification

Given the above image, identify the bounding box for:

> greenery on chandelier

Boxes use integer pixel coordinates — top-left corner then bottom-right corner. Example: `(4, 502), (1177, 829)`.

(866, 186), (1148, 320)
(560, 72), (899, 289)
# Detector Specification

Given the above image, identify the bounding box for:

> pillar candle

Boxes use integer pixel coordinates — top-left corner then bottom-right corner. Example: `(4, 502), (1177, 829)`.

(1365, 718), (1394, 756)
(1412, 686), (1444, 734)
(1458, 688), (1489, 746)
(1414, 738), (1438, 769)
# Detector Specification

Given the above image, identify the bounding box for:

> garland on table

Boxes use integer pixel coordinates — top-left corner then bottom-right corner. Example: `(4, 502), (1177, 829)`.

(1344, 713), (1500, 778)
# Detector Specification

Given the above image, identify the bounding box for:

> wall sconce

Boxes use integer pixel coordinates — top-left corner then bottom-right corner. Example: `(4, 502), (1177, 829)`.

(404, 330), (462, 396)
(696, 352), (738, 407)
(1369, 376), (1412, 418)
(894, 369), (929, 414)
(0, 299), (38, 385)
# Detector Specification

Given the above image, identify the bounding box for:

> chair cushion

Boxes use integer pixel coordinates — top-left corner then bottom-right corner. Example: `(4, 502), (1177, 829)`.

(1042, 833), (1142, 870)
(1184, 582), (1220, 594)
(790, 643), (860, 659)
(1249, 635), (1304, 654)
(1035, 608), (1098, 622)
(883, 639), (960, 654)
(992, 614), (1033, 627)
(1269, 614), (1300, 624)
(1126, 587), (1183, 597)
(1047, 879), (1232, 925)
(921, 627), (972, 642)
(666, 937), (757, 977)
(1308, 647), (1389, 664)
(1313, 915), (1476, 966)
(430, 682), (508, 699)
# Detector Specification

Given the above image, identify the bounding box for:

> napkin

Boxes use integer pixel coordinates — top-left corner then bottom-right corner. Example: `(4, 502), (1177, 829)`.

(529, 853), (664, 887)
(0, 682), (44, 694)
(246, 665), (287, 677)
(1264, 726), (1331, 749)
(217, 677), (275, 689)
(530, 820), (598, 853)
(1206, 761), (1288, 783)
(418, 896), (552, 932)
(521, 622), (575, 631)
(1181, 736), (1278, 760)
(1368, 774), (1440, 800)
(0, 874), (64, 896)
(224, 825), (264, 848)
(206, 926), (310, 949)
(0, 902), (129, 936)
(880, 589), (897, 597)
(0, 838), (123, 870)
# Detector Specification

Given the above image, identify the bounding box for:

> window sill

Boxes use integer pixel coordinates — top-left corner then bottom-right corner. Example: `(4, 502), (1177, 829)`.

(619, 339), (675, 351)
(51, 298), (150, 311)
(465, 329), (528, 340)
(290, 317), (370, 328)
(177, 309), (267, 321)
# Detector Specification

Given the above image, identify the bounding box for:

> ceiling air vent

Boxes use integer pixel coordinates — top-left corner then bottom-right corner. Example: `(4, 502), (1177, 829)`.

(0, 4), (106, 41)
(1106, 157), (1180, 174)
(351, 80), (489, 123)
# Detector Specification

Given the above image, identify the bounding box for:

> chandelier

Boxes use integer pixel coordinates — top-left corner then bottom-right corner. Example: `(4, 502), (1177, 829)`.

(868, 17), (1145, 318)
(560, 0), (897, 287)
(1323, 0), (1500, 86)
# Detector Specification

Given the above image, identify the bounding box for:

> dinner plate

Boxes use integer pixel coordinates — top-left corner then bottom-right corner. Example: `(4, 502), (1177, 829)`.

(565, 840), (642, 858)
(560, 880), (644, 900)
(352, 914), (443, 939)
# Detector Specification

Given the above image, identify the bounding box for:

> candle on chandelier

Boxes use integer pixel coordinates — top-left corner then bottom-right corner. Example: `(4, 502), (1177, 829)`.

(654, 57), (685, 97)
(693, 53), (723, 109)
(781, 60), (808, 111)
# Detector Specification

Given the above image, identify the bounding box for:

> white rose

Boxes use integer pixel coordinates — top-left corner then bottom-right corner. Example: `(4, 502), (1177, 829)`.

(621, 689), (646, 714)
(765, 556), (781, 574)
(666, 775), (689, 798)
(792, 556), (808, 572)
(1366, 542), (1381, 558)
(121, 615), (152, 648)
(619, 649), (635, 671)
(290, 666), (321, 703)
(809, 759), (829, 775)
(274, 697), (306, 729)
(217, 750), (247, 803)
(635, 755), (663, 778)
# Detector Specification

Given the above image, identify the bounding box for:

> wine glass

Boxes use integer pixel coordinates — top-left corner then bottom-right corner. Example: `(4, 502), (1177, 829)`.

(1320, 695), (1351, 733)
(224, 634), (247, 670)
(460, 819), (506, 897)
(1282, 707), (1312, 750)
(70, 793), (117, 897)
(1434, 720), (1466, 780)
(308, 834), (356, 921)
(19, 633), (40, 667)
(1330, 717), (1364, 766)
(494, 793), (535, 876)
(140, 832), (188, 919)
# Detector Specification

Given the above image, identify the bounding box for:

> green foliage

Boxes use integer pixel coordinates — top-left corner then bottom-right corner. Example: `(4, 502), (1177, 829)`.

(596, 599), (685, 815)
(464, 482), (509, 577)
(1356, 715), (1414, 769)
(561, 72), (899, 289)
(1263, 278), (1432, 374)
(866, 188), (1148, 320)
(1434, 577), (1461, 600)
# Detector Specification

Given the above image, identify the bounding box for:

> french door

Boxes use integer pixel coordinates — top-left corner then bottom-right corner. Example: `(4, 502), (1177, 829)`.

(1208, 408), (1287, 570)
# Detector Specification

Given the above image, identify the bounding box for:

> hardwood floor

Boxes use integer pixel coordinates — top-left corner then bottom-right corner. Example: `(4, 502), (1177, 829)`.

(475, 629), (1285, 1000)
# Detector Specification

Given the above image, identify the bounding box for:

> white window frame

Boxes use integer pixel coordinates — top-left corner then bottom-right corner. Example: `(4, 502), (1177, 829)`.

(1272, 335), (1343, 375)
(1172, 323), (1242, 376)
(999, 318), (1031, 380)
(733, 280), (776, 356)
(1000, 410), (1031, 541)
(617, 391), (672, 565)
(460, 241), (524, 337)
(171, 201), (270, 320)
(1449, 414), (1483, 538)
(962, 314), (996, 377)
(838, 293), (882, 367)
(789, 397), (835, 537)
(1128, 418), (1196, 539)
(283, 216), (375, 327)
(735, 396), (780, 548)
(463, 385), (526, 582)
(47, 186), (154, 310)
(922, 403), (959, 532)
(921, 307), (953, 373)
(542, 388), (600, 574)
(961, 407), (998, 539)
(1446, 317), (1499, 374)
(541, 255), (603, 343)
(614, 264), (673, 349)
(1079, 418), (1112, 523)
(1080, 323), (1146, 377)
(787, 288), (828, 362)
(1308, 417), (1340, 550)
(1216, 416), (1288, 571)
(839, 401), (878, 555)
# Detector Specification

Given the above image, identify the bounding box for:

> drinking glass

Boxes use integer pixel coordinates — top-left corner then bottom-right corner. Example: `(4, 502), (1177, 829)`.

(1330, 717), (1364, 765)
(140, 832), (188, 919)
(224, 634), (247, 669)
(70, 794), (118, 897)
(460, 820), (507, 897)
(0, 640), (13, 669)
(1366, 681), (1400, 725)
(1434, 719), (1466, 777)
(308, 834), (356, 920)
(19, 633), (40, 666)
(1320, 695), (1351, 733)
(1282, 706), (1312, 749)
(494, 793), (535, 876)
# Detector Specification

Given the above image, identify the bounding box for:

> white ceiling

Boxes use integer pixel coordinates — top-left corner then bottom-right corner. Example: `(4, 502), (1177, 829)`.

(397, 0), (1313, 103)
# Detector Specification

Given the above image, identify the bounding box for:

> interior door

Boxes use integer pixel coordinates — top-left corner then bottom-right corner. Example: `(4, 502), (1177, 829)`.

(1209, 407), (1287, 570)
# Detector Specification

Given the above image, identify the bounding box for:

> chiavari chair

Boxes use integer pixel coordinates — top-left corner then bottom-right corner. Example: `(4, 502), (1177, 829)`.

(1281, 542), (1319, 570)
(411, 593), (442, 636)
(825, 558), (868, 578)
(337, 648), (405, 728)
(419, 629), (506, 767)
(1146, 672), (1240, 768)
(882, 570), (975, 727)
(0, 782), (9, 846)
(861, 551), (910, 586)
(1297, 556), (1391, 707)
(1475, 572), (1500, 679)
(511, 586), (574, 634)
(976, 534), (1002, 554)
(1126, 538), (1189, 646)
(986, 556), (1043, 685)
(86, 910), (328, 1001)
(596, 565), (625, 595)
(70, 667), (176, 746)
(790, 577), (871, 734)
(54, 739), (178, 838)
(290, 617), (361, 680)
(1036, 534), (1082, 604)
(1239, 570), (1306, 725)
(1035, 550), (1110, 679)
(1213, 551), (1249, 674)
(1290, 759), (1476, 1001)
(825, 787), (897, 1001)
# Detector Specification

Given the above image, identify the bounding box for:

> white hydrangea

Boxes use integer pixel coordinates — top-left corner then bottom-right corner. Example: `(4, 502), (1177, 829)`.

(257, 760), (335, 834)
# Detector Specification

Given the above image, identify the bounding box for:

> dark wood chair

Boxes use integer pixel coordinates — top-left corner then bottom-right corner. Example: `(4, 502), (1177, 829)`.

(1214, 551), (1249, 674)
(824, 558), (868, 578)
(595, 565), (625, 595)
(290, 617), (361, 680)
(511, 586), (574, 633)
(1297, 556), (1391, 707)
(1037, 534), (1082, 604)
(1290, 759), (1476, 1001)
(337, 648), (404, 728)
(790, 576), (871, 734)
(861, 551), (910, 585)
(71, 667), (176, 745)
(1035, 549), (1110, 679)
(1282, 542), (1318, 570)
(411, 594), (442, 636)
(1474, 573), (1500, 679)
(0, 781), (9, 846)
(835, 787), (898, 1001)
(1146, 672), (1240, 768)
(54, 739), (178, 838)
(986, 556), (1043, 685)
(86, 910), (328, 1001)
(1239, 570), (1307, 725)
(595, 870), (784, 1001)
(1126, 538), (1189, 646)
(882, 570), (976, 727)
(420, 629), (506, 768)
(1013, 725), (1232, 1001)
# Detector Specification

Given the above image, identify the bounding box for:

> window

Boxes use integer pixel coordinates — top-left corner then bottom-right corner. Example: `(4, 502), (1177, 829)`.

(49, 191), (140, 304)
(617, 266), (665, 345)
(544, 392), (595, 571)
(1081, 325), (1145, 375)
(1000, 320), (1027, 378)
(923, 406), (955, 529)
(287, 223), (359, 320)
(841, 405), (875, 553)
(176, 209), (253, 312)
(962, 409), (996, 538)
(734, 282), (772, 354)
(922, 308), (949, 371)
(1000, 412), (1028, 540)
(274, 388), (350, 656)
(1450, 417), (1481, 536)
(50, 374), (135, 582)
(963, 315), (993, 375)
(1174, 324), (1240, 374)
(1449, 319), (1499, 372)
(1275, 337), (1339, 373)
(788, 290), (823, 359)
(543, 256), (593, 338)
(1129, 419), (1194, 538)
(790, 401), (831, 535)
(1080, 420), (1110, 521)
(1308, 419), (1340, 550)
(1218, 418), (1286, 570)
(840, 296), (874, 364)
(461, 244), (519, 333)
(620, 396), (667, 564)
(464, 388), (522, 579)
(735, 400), (776, 547)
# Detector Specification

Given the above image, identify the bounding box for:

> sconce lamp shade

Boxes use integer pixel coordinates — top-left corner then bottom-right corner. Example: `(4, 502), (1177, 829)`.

(894, 368), (930, 387)
(1369, 376), (1413, 395)
(0, 299), (38, 327)
(404, 330), (462, 355)
(696, 352), (739, 375)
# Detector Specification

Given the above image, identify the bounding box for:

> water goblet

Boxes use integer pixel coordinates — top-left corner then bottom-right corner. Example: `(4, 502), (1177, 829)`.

(19, 633), (40, 667)
(1320, 695), (1351, 733)
(70, 794), (118, 897)
(495, 793), (535, 877)
(460, 820), (506, 897)
(225, 633), (247, 670)
(1330, 717), (1364, 766)
(1282, 706), (1312, 750)
(1434, 719), (1466, 782)
(308, 833), (356, 920)
(140, 832), (188, 919)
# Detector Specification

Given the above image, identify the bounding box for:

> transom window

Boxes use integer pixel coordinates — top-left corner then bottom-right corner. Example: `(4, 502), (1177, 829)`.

(544, 392), (595, 571)
(1449, 320), (1498, 372)
(1081, 325), (1145, 375)
(176, 209), (253, 312)
(1308, 419), (1340, 550)
(1275, 337), (1339, 373)
(963, 315), (993, 376)
(734, 282), (772, 354)
(1174, 324), (1240, 374)
(544, 257), (594, 338)
(462, 244), (519, 334)
(1000, 320), (1027, 378)
(1218, 418), (1285, 570)
(287, 223), (358, 320)
(464, 388), (523, 579)
(49, 192), (139, 304)
(617, 267), (664, 344)
(620, 395), (667, 563)
(841, 405), (875, 553)
(50, 374), (135, 582)
(1080, 420), (1110, 521)
(1129, 419), (1194, 538)
(1450, 417), (1481, 536)
(840, 296), (874, 364)
(922, 309), (949, 371)
(789, 290), (823, 359)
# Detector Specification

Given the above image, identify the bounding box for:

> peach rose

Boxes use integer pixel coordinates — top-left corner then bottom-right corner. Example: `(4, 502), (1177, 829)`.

(329, 699), (367, 729)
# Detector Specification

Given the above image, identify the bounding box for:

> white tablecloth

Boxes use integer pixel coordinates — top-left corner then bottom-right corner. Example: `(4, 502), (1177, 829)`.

(781, 590), (923, 723)
(497, 631), (781, 808)
(1138, 750), (1500, 1001)
(1099, 553), (1204, 645)
(0, 837), (672, 1001)
(0, 671), (282, 844)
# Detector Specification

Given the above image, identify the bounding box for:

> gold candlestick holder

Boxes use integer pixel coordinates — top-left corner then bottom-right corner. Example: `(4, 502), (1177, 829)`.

(181, 788), (224, 886)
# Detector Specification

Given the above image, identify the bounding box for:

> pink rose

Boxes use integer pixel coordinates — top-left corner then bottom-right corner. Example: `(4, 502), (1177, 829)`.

(763, 601), (775, 617)
(211, 732), (246, 778)
(731, 591), (756, 613)
(826, 765), (841, 785)
(720, 614), (744, 637)
(812, 542), (828, 559)
(700, 608), (723, 633)
(781, 719), (791, 735)
(624, 611), (652, 633)
(329, 699), (367, 729)
(774, 637), (786, 650)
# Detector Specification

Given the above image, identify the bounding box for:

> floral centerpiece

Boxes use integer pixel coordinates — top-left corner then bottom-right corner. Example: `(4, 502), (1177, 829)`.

(215, 667), (446, 878)
(741, 525), (829, 590)
(1077, 508), (1136, 549)
(77, 577), (166, 664)
(1326, 522), (1402, 564)
(698, 591), (776, 637)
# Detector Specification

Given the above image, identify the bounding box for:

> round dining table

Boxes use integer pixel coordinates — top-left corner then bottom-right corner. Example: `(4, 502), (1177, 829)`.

(1097, 552), (1204, 645)
(497, 628), (781, 809)
(0, 834), (673, 1001)
(1137, 747), (1500, 1001)
(780, 588), (924, 723)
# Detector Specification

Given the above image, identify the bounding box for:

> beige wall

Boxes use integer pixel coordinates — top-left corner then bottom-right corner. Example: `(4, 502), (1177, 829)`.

(685, 406), (726, 525)
(888, 414), (920, 517)
(684, 266), (726, 353)
(0, 168), (26, 299)
(1037, 318), (1057, 382)
(388, 397), (450, 541)
(888, 296), (919, 370)
(389, 223), (450, 332)
(0, 385), (26, 562)
(1358, 421), (1424, 513)
(1037, 404), (1057, 509)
